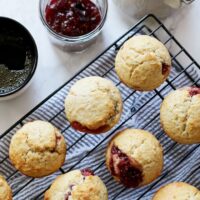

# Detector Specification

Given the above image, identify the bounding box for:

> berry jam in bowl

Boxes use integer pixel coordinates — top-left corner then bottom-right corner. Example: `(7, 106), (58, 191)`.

(39, 0), (108, 52)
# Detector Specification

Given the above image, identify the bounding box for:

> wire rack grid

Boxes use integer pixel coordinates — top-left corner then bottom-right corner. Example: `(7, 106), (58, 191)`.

(0, 14), (200, 200)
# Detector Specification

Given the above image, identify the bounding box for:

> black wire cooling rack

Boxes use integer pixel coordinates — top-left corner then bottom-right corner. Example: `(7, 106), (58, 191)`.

(0, 14), (200, 200)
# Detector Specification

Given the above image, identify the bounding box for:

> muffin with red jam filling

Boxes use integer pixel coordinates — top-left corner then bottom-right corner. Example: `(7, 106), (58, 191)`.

(161, 87), (200, 144)
(115, 35), (171, 91)
(106, 129), (163, 188)
(9, 120), (66, 177)
(152, 182), (200, 200)
(65, 76), (122, 134)
(44, 169), (108, 200)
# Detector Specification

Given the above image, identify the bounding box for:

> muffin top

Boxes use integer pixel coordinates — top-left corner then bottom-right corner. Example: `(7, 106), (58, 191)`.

(153, 182), (200, 200)
(0, 176), (12, 200)
(106, 129), (163, 188)
(115, 35), (171, 91)
(65, 76), (122, 134)
(9, 120), (66, 177)
(160, 87), (200, 144)
(44, 169), (108, 200)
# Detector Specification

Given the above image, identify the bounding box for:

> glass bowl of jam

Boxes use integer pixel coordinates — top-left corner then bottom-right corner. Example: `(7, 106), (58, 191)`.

(0, 17), (38, 101)
(39, 0), (108, 52)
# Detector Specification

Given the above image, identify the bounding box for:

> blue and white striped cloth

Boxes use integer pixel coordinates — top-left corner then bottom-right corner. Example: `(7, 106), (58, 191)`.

(0, 26), (200, 200)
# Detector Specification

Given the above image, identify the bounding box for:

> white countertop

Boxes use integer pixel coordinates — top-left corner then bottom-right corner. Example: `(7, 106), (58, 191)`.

(0, 0), (200, 134)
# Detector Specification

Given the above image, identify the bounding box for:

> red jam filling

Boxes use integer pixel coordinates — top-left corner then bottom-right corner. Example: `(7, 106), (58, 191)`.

(69, 184), (75, 190)
(110, 145), (143, 188)
(162, 63), (170, 75)
(65, 191), (71, 200)
(65, 185), (74, 200)
(71, 121), (108, 134)
(189, 87), (200, 97)
(81, 168), (94, 176)
(45, 0), (101, 37)
(56, 135), (62, 142)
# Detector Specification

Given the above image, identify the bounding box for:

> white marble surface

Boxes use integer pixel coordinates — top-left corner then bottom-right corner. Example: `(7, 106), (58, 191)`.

(0, 0), (200, 134)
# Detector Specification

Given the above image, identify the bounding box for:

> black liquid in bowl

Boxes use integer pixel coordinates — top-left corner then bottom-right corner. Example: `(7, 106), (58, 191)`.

(0, 17), (38, 98)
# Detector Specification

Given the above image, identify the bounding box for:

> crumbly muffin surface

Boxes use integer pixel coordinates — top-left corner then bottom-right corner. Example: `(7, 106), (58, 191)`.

(9, 120), (66, 177)
(0, 176), (12, 200)
(153, 182), (200, 200)
(160, 87), (200, 144)
(65, 76), (122, 133)
(44, 169), (108, 200)
(106, 129), (163, 188)
(115, 35), (171, 91)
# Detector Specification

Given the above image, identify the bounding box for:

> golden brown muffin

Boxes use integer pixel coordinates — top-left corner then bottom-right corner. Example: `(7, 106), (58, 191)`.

(115, 35), (171, 91)
(106, 129), (163, 188)
(44, 169), (108, 200)
(160, 87), (200, 144)
(9, 120), (66, 178)
(152, 182), (200, 200)
(65, 76), (122, 134)
(0, 176), (12, 200)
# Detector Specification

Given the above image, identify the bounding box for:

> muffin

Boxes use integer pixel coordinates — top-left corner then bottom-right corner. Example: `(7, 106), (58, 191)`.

(106, 129), (163, 188)
(9, 120), (66, 178)
(152, 182), (200, 200)
(65, 76), (122, 134)
(0, 176), (12, 200)
(115, 35), (171, 91)
(44, 169), (108, 200)
(160, 87), (200, 144)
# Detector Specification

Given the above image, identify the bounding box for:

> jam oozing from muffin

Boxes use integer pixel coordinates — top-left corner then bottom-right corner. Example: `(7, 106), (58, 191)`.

(65, 191), (71, 200)
(65, 185), (75, 200)
(189, 87), (200, 97)
(71, 121), (108, 133)
(109, 145), (143, 188)
(45, 0), (101, 37)
(56, 135), (62, 143)
(81, 168), (94, 176)
(162, 63), (170, 75)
